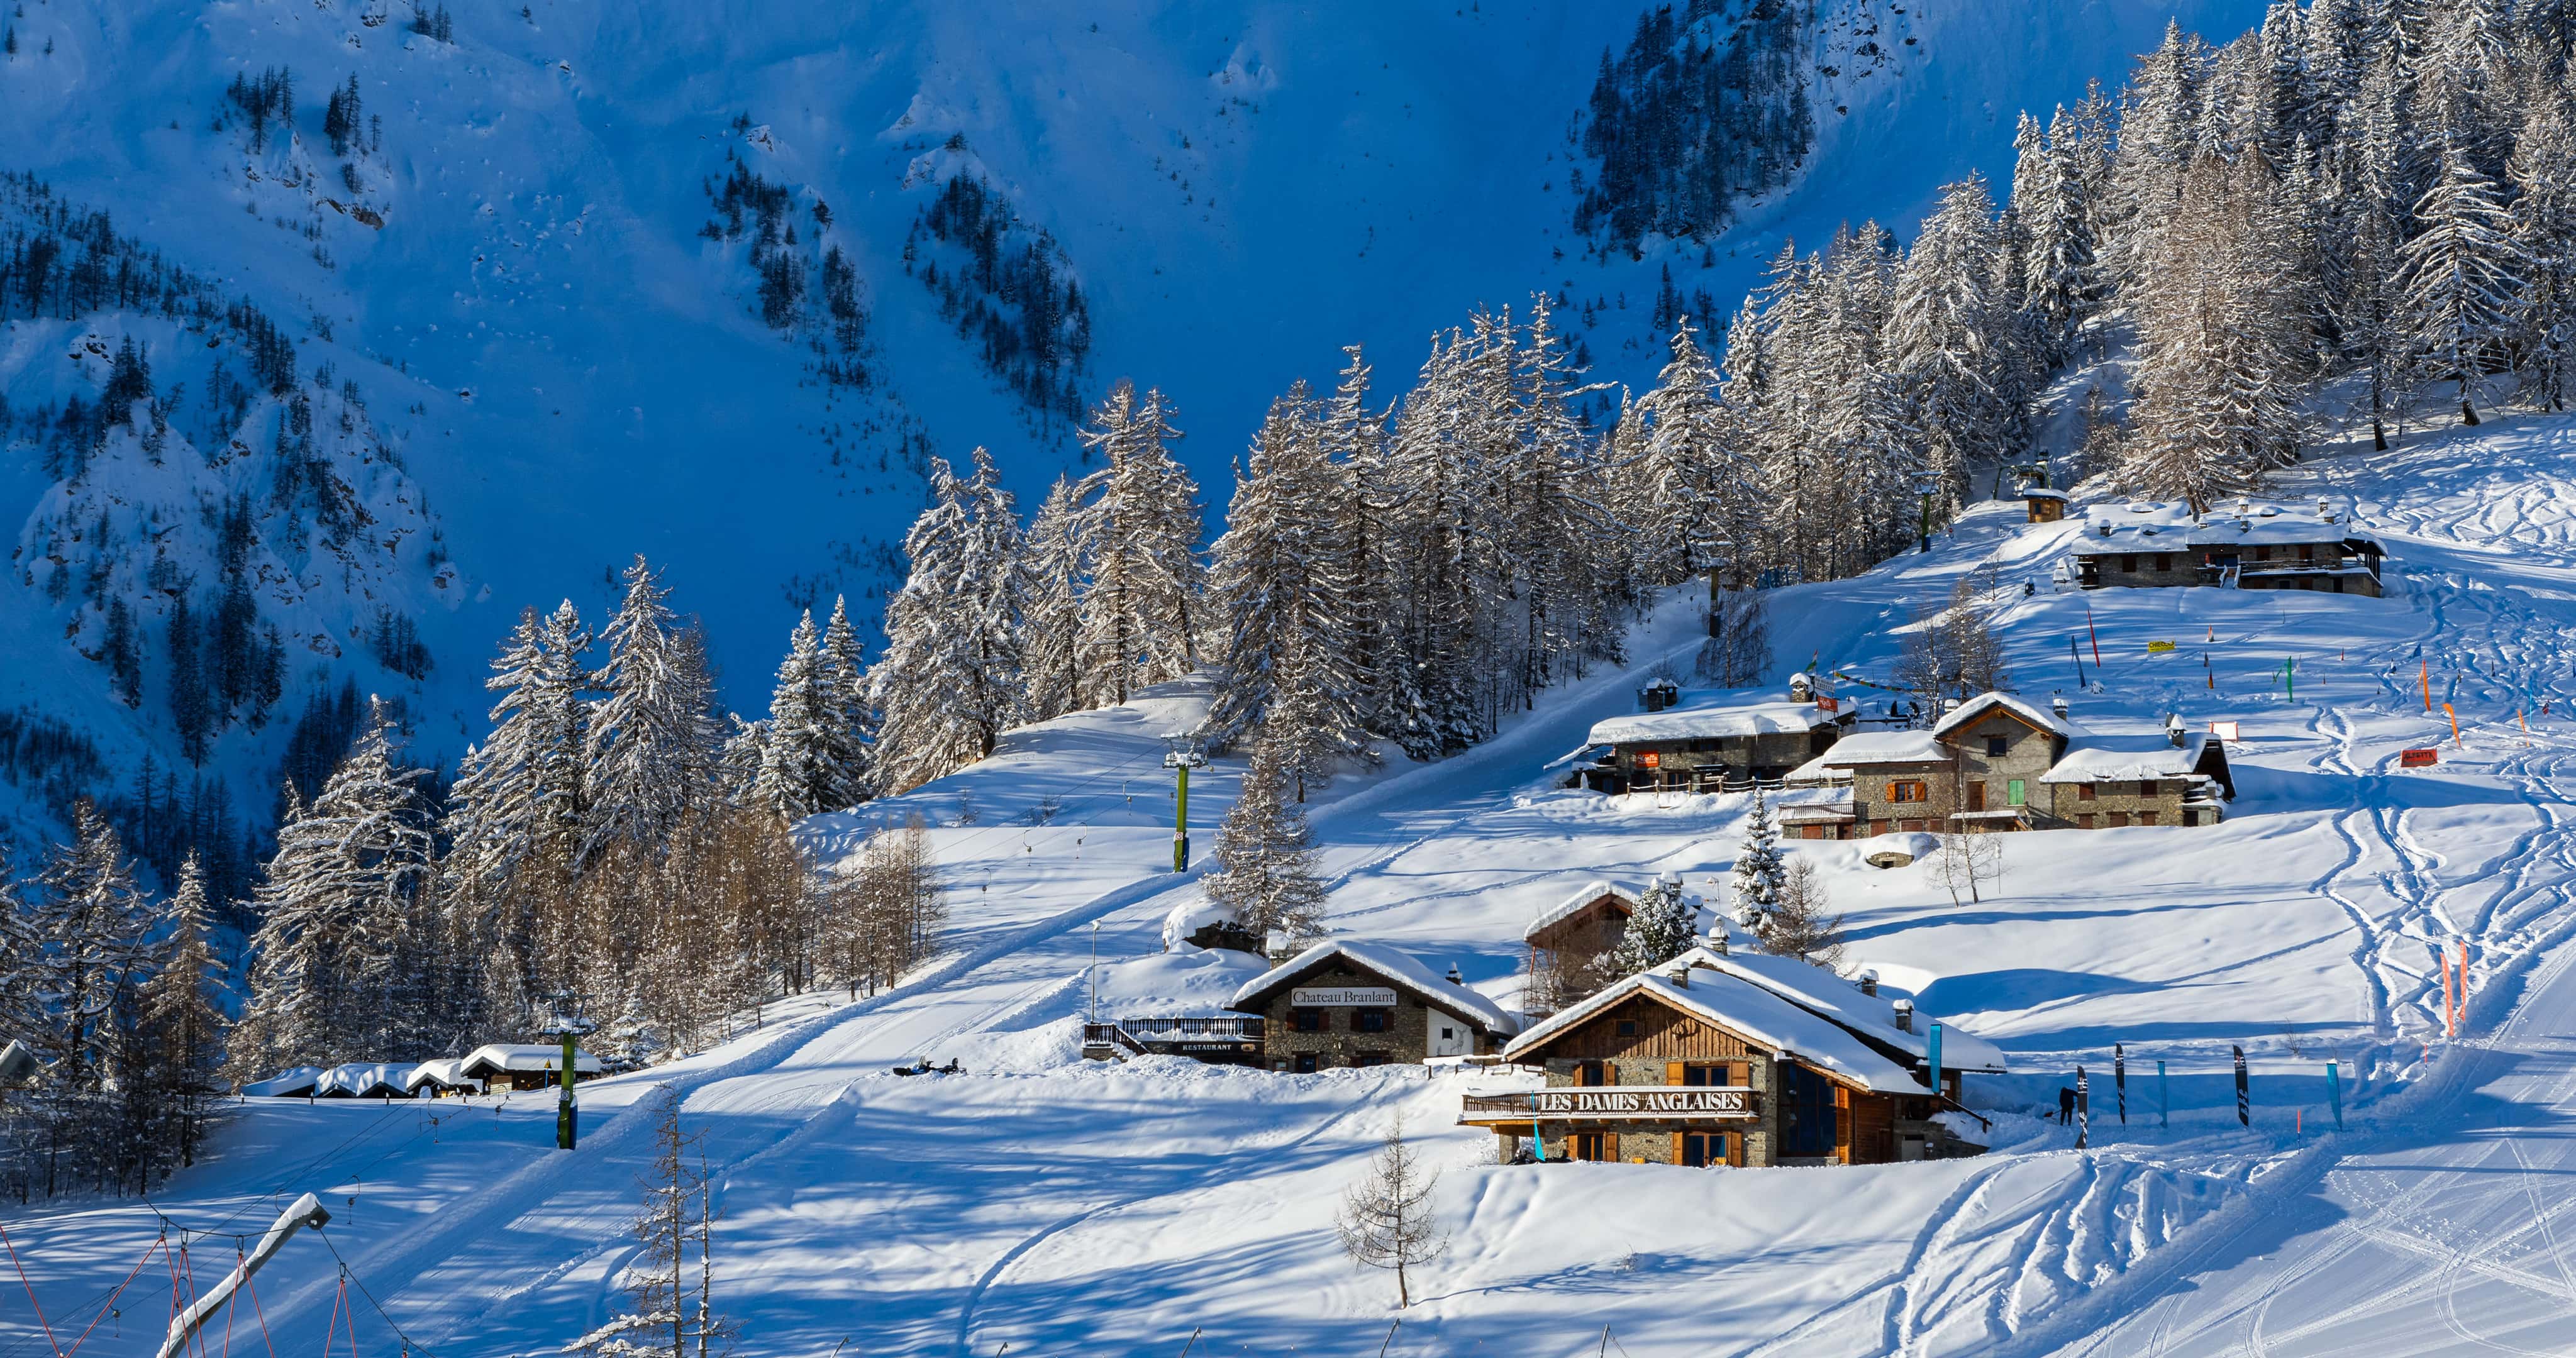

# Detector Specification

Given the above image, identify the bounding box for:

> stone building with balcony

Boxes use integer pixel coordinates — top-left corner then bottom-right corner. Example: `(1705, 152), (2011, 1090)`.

(1228, 941), (1519, 1073)
(1579, 678), (1857, 795)
(1784, 692), (2233, 834)
(1460, 945), (2000, 1167)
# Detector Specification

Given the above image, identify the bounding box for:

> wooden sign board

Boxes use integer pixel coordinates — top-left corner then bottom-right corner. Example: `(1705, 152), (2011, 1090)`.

(2207, 720), (2241, 741)
(2400, 748), (2439, 768)
(1291, 986), (1397, 1008)
(1521, 1087), (1753, 1118)
(1816, 695), (1840, 713)
(1638, 750), (1660, 768)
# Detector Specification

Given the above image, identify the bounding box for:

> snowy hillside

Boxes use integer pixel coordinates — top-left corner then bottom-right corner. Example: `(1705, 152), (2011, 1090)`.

(12, 401), (2576, 1355)
(0, 0), (2267, 850)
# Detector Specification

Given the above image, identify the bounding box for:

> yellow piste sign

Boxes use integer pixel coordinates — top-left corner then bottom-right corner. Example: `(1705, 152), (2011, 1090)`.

(2146, 640), (2177, 654)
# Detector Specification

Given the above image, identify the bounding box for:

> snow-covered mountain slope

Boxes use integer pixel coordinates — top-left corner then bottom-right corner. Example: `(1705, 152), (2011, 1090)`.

(12, 409), (2576, 1356)
(0, 0), (2269, 820)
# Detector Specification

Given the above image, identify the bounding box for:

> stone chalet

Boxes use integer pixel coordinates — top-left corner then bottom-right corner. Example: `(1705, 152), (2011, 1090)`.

(1582, 683), (1858, 794)
(2072, 497), (2386, 597)
(1228, 941), (1519, 1073)
(1521, 881), (1638, 978)
(1781, 692), (2234, 835)
(1459, 944), (2004, 1167)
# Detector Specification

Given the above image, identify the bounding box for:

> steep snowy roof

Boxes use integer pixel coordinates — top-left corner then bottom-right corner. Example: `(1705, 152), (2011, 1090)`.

(405, 1057), (481, 1091)
(1670, 946), (2009, 1073)
(458, 1044), (605, 1077)
(242, 1066), (324, 1097)
(1785, 731), (1946, 781)
(1586, 698), (1835, 746)
(1228, 940), (1518, 1035)
(1931, 692), (2084, 742)
(2072, 499), (2384, 555)
(1504, 965), (1924, 1094)
(2041, 733), (2216, 783)
(1522, 881), (1638, 942)
(316, 1063), (413, 1097)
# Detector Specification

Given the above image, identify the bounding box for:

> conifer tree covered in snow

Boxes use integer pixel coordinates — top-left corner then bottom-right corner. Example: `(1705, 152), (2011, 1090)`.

(140, 853), (227, 1168)
(1207, 385), (1373, 787)
(582, 557), (722, 866)
(871, 446), (1028, 794)
(814, 596), (874, 809)
(25, 803), (148, 1091)
(448, 602), (591, 890)
(231, 702), (435, 1073)
(1730, 788), (1787, 940)
(1074, 382), (1204, 706)
(1014, 475), (1088, 727)
(751, 610), (838, 818)
(2399, 143), (2529, 426)
(1201, 731), (1328, 947)
(1607, 875), (1696, 975)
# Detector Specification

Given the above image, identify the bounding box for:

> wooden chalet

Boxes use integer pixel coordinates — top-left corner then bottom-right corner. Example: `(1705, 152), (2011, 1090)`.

(1229, 941), (1518, 1073)
(2022, 487), (2068, 523)
(241, 1066), (325, 1098)
(2071, 497), (2386, 596)
(1785, 692), (2233, 834)
(404, 1058), (484, 1098)
(458, 1044), (604, 1093)
(314, 1063), (413, 1099)
(1462, 948), (1996, 1168)
(1582, 683), (1857, 794)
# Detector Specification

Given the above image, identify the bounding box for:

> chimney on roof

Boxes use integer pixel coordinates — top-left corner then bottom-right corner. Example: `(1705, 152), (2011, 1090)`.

(1893, 998), (1915, 1034)
(1667, 965), (1690, 989)
(2051, 694), (2070, 720)
(1445, 963), (1464, 985)
(2319, 496), (2336, 524)
(1789, 672), (1814, 702)
(2167, 713), (2187, 748)
(1858, 970), (1879, 998)
(1709, 931), (1729, 956)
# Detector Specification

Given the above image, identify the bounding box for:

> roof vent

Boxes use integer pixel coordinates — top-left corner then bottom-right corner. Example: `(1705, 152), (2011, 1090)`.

(1667, 966), (1691, 990)
(1857, 970), (1879, 998)
(1892, 998), (1915, 1034)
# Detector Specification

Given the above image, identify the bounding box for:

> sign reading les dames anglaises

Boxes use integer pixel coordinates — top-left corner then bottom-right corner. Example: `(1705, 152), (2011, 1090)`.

(1528, 1088), (1754, 1117)
(1291, 986), (1399, 1007)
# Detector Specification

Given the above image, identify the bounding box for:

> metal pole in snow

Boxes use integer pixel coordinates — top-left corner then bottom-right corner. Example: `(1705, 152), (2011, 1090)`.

(2084, 602), (2104, 668)
(1173, 759), (1190, 873)
(2233, 1045), (2250, 1128)
(2070, 636), (2086, 690)
(1928, 1022), (1944, 1105)
(2075, 1065), (2089, 1149)
(557, 1025), (579, 1149)
(2157, 1059), (2168, 1129)
(2326, 1060), (2343, 1130)
(2114, 1043), (2127, 1124)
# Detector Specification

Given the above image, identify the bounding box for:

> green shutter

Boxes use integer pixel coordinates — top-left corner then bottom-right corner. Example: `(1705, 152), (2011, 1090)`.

(2007, 778), (2026, 806)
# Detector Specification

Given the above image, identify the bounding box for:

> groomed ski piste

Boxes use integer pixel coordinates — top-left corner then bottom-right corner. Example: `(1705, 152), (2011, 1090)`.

(11, 413), (2576, 1357)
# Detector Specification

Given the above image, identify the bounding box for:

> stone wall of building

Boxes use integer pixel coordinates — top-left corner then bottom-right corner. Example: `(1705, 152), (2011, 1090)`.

(1256, 963), (1433, 1070)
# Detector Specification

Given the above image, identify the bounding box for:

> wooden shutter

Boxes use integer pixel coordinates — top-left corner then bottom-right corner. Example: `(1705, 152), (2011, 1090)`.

(1667, 1061), (1685, 1086)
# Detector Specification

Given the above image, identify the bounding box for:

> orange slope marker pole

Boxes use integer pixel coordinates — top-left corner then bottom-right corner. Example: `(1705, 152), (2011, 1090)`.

(2421, 660), (2431, 712)
(2458, 941), (2470, 1036)
(2443, 951), (2456, 1038)
(2443, 702), (2461, 748)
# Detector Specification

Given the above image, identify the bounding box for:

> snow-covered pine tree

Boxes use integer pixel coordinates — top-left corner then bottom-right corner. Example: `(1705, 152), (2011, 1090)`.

(1015, 475), (1087, 726)
(141, 853), (227, 1168)
(815, 596), (874, 809)
(2398, 142), (2529, 425)
(1886, 174), (2013, 514)
(1380, 332), (1491, 758)
(1730, 787), (1788, 941)
(1201, 729), (1328, 947)
(1074, 382), (1203, 706)
(26, 803), (148, 1091)
(2019, 108), (2101, 365)
(2509, 79), (2576, 411)
(582, 558), (721, 865)
(1207, 386), (1372, 787)
(448, 602), (590, 892)
(1632, 316), (1732, 590)
(231, 702), (435, 1073)
(1607, 875), (1695, 975)
(750, 611), (836, 817)
(872, 446), (1028, 794)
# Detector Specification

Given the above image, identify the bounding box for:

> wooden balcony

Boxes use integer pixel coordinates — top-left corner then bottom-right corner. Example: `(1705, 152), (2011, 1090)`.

(1459, 1086), (1759, 1125)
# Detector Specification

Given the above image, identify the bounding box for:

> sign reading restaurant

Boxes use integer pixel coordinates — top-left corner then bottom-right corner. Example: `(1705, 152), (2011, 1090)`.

(1519, 1088), (1755, 1118)
(1290, 986), (1399, 1008)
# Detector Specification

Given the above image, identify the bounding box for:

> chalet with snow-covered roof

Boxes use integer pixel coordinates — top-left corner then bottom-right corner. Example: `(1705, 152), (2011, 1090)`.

(404, 1058), (484, 1098)
(242, 1066), (325, 1098)
(2071, 498), (2385, 596)
(1523, 882), (1636, 969)
(1228, 941), (1519, 1073)
(315, 1063), (414, 1099)
(458, 1044), (604, 1092)
(1460, 947), (1994, 1168)
(1784, 692), (2233, 832)
(2021, 487), (2068, 523)
(1582, 686), (1857, 794)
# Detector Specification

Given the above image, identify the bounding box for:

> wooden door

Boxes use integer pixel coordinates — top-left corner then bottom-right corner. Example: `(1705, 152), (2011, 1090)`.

(1967, 781), (1988, 812)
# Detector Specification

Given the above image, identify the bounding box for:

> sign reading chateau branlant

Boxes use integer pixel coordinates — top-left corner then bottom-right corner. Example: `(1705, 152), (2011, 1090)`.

(1289, 986), (1399, 1008)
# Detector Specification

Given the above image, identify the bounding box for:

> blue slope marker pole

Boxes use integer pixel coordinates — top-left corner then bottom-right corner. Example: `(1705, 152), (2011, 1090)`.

(2326, 1060), (2343, 1131)
(1928, 1022), (1943, 1105)
(2233, 1045), (2250, 1127)
(2158, 1059), (2168, 1129)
